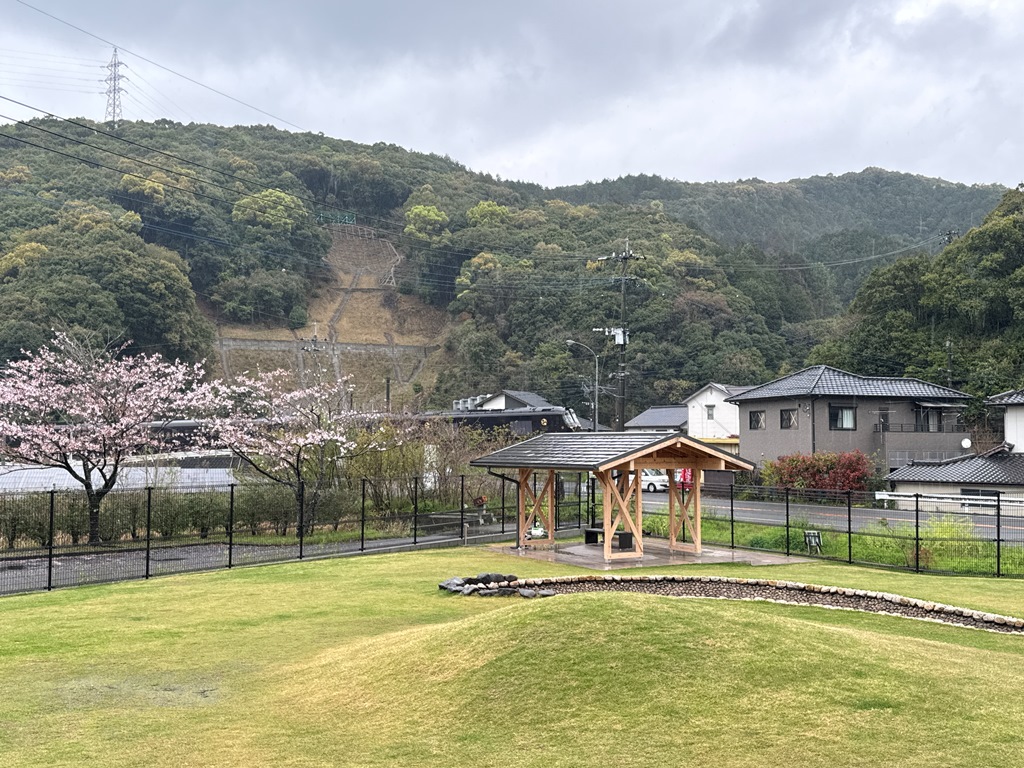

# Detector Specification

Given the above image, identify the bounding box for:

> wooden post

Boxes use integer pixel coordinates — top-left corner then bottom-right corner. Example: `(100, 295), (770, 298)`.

(518, 468), (530, 547)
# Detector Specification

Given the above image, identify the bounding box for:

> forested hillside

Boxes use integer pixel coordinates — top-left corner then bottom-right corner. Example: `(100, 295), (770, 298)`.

(810, 185), (1024, 397)
(550, 170), (1003, 253)
(0, 116), (1011, 420)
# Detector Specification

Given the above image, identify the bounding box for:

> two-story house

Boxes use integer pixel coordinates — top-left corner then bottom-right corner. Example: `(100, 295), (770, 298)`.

(726, 365), (971, 472)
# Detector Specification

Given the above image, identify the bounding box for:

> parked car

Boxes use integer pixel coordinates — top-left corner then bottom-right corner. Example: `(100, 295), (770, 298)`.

(640, 469), (669, 493)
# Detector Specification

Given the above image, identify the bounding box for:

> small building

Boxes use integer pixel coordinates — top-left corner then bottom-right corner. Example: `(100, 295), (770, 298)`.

(884, 443), (1024, 504)
(470, 431), (754, 562)
(683, 382), (752, 456)
(625, 405), (688, 433)
(726, 365), (972, 472)
(425, 390), (581, 435)
(884, 387), (1024, 504)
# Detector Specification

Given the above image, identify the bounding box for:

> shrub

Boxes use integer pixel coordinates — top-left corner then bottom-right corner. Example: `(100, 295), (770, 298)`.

(0, 494), (48, 549)
(761, 450), (876, 491)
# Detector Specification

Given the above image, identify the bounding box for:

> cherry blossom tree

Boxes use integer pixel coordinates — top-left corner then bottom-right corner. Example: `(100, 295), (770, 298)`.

(209, 371), (397, 534)
(0, 333), (210, 544)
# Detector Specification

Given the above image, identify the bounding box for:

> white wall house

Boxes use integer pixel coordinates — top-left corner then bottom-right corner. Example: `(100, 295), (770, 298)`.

(684, 383), (751, 440)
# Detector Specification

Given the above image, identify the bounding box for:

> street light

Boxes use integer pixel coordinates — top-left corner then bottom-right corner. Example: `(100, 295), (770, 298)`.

(566, 339), (599, 432)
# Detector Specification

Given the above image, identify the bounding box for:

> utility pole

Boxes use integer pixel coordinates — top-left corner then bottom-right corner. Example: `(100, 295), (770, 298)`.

(104, 48), (125, 128)
(596, 238), (644, 431)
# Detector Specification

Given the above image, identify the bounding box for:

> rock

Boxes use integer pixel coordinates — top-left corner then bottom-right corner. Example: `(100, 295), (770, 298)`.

(477, 589), (498, 597)
(519, 588), (537, 598)
(439, 577), (466, 592)
(538, 589), (556, 597)
(496, 587), (517, 596)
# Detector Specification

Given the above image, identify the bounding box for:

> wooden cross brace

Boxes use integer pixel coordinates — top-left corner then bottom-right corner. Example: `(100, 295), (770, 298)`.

(518, 468), (555, 547)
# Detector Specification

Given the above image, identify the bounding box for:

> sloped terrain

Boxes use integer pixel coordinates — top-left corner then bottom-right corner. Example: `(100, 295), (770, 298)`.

(213, 224), (450, 402)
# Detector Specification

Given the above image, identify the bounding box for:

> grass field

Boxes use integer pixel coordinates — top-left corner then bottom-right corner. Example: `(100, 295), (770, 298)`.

(2, 549), (1024, 767)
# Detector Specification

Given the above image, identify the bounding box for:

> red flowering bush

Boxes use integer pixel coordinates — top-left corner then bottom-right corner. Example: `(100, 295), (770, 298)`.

(760, 450), (875, 491)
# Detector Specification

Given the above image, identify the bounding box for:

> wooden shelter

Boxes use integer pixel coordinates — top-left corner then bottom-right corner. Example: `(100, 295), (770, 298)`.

(470, 432), (754, 561)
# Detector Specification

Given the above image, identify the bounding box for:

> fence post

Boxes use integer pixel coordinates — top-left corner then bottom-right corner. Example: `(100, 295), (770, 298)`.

(297, 480), (305, 561)
(728, 484), (735, 549)
(846, 489), (853, 564)
(360, 478), (366, 552)
(785, 487), (791, 556)
(47, 489), (55, 591)
(914, 493), (920, 573)
(228, 484), (235, 569)
(996, 491), (1002, 577)
(413, 476), (419, 545)
(460, 474), (465, 536)
(145, 486), (153, 580)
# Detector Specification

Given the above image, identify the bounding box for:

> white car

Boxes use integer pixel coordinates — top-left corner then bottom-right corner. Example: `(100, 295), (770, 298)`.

(639, 468), (670, 493)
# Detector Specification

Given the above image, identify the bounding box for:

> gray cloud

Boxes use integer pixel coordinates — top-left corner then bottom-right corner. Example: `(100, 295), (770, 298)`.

(2, 0), (1021, 187)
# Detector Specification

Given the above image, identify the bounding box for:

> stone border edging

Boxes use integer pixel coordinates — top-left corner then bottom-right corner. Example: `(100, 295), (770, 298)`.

(439, 573), (1024, 634)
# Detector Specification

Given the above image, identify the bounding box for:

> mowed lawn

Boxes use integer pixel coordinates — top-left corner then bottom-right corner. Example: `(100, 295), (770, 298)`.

(3, 550), (1024, 767)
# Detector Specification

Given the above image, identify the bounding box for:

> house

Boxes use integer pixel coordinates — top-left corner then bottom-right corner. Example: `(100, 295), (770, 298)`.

(625, 405), (688, 433)
(885, 388), (1024, 501)
(683, 382), (752, 456)
(725, 365), (972, 472)
(424, 390), (581, 435)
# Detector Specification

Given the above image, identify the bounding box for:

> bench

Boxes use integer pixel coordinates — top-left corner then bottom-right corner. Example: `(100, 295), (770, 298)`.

(584, 528), (634, 549)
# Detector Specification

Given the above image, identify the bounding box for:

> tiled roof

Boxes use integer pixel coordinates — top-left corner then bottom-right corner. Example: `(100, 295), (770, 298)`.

(502, 390), (555, 408)
(625, 405), (689, 429)
(716, 383), (755, 397)
(470, 431), (752, 472)
(886, 446), (1024, 486)
(726, 365), (970, 402)
(986, 390), (1024, 406)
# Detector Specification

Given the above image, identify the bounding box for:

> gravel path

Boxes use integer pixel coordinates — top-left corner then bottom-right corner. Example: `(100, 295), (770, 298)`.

(444, 574), (1024, 635)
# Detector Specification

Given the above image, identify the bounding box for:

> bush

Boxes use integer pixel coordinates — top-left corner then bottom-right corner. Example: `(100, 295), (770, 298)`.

(236, 483), (296, 536)
(0, 493), (48, 549)
(761, 451), (876, 491)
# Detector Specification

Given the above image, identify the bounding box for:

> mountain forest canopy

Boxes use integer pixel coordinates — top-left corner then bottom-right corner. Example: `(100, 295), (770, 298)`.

(0, 116), (1015, 420)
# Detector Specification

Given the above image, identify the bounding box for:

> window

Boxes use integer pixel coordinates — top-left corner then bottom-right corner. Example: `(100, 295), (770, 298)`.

(780, 409), (798, 429)
(706, 405), (715, 421)
(749, 410), (766, 430)
(829, 405), (856, 430)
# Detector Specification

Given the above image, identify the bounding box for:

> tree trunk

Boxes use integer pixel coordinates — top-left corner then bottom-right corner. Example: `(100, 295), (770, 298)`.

(87, 495), (102, 546)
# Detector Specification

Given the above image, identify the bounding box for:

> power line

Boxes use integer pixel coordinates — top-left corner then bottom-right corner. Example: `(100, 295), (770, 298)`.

(16, 0), (303, 130)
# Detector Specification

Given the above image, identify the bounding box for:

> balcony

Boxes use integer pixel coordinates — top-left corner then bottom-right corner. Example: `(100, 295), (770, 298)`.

(873, 423), (968, 433)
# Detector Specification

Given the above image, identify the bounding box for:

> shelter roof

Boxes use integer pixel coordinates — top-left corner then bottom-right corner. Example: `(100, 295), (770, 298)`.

(470, 431), (753, 473)
(726, 365), (970, 402)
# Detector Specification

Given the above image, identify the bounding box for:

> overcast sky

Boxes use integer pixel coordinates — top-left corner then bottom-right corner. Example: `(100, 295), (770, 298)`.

(1, 0), (1020, 188)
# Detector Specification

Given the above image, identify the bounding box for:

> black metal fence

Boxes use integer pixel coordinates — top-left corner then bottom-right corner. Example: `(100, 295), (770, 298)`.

(643, 484), (1024, 577)
(7, 475), (1023, 597)
(0, 472), (599, 596)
